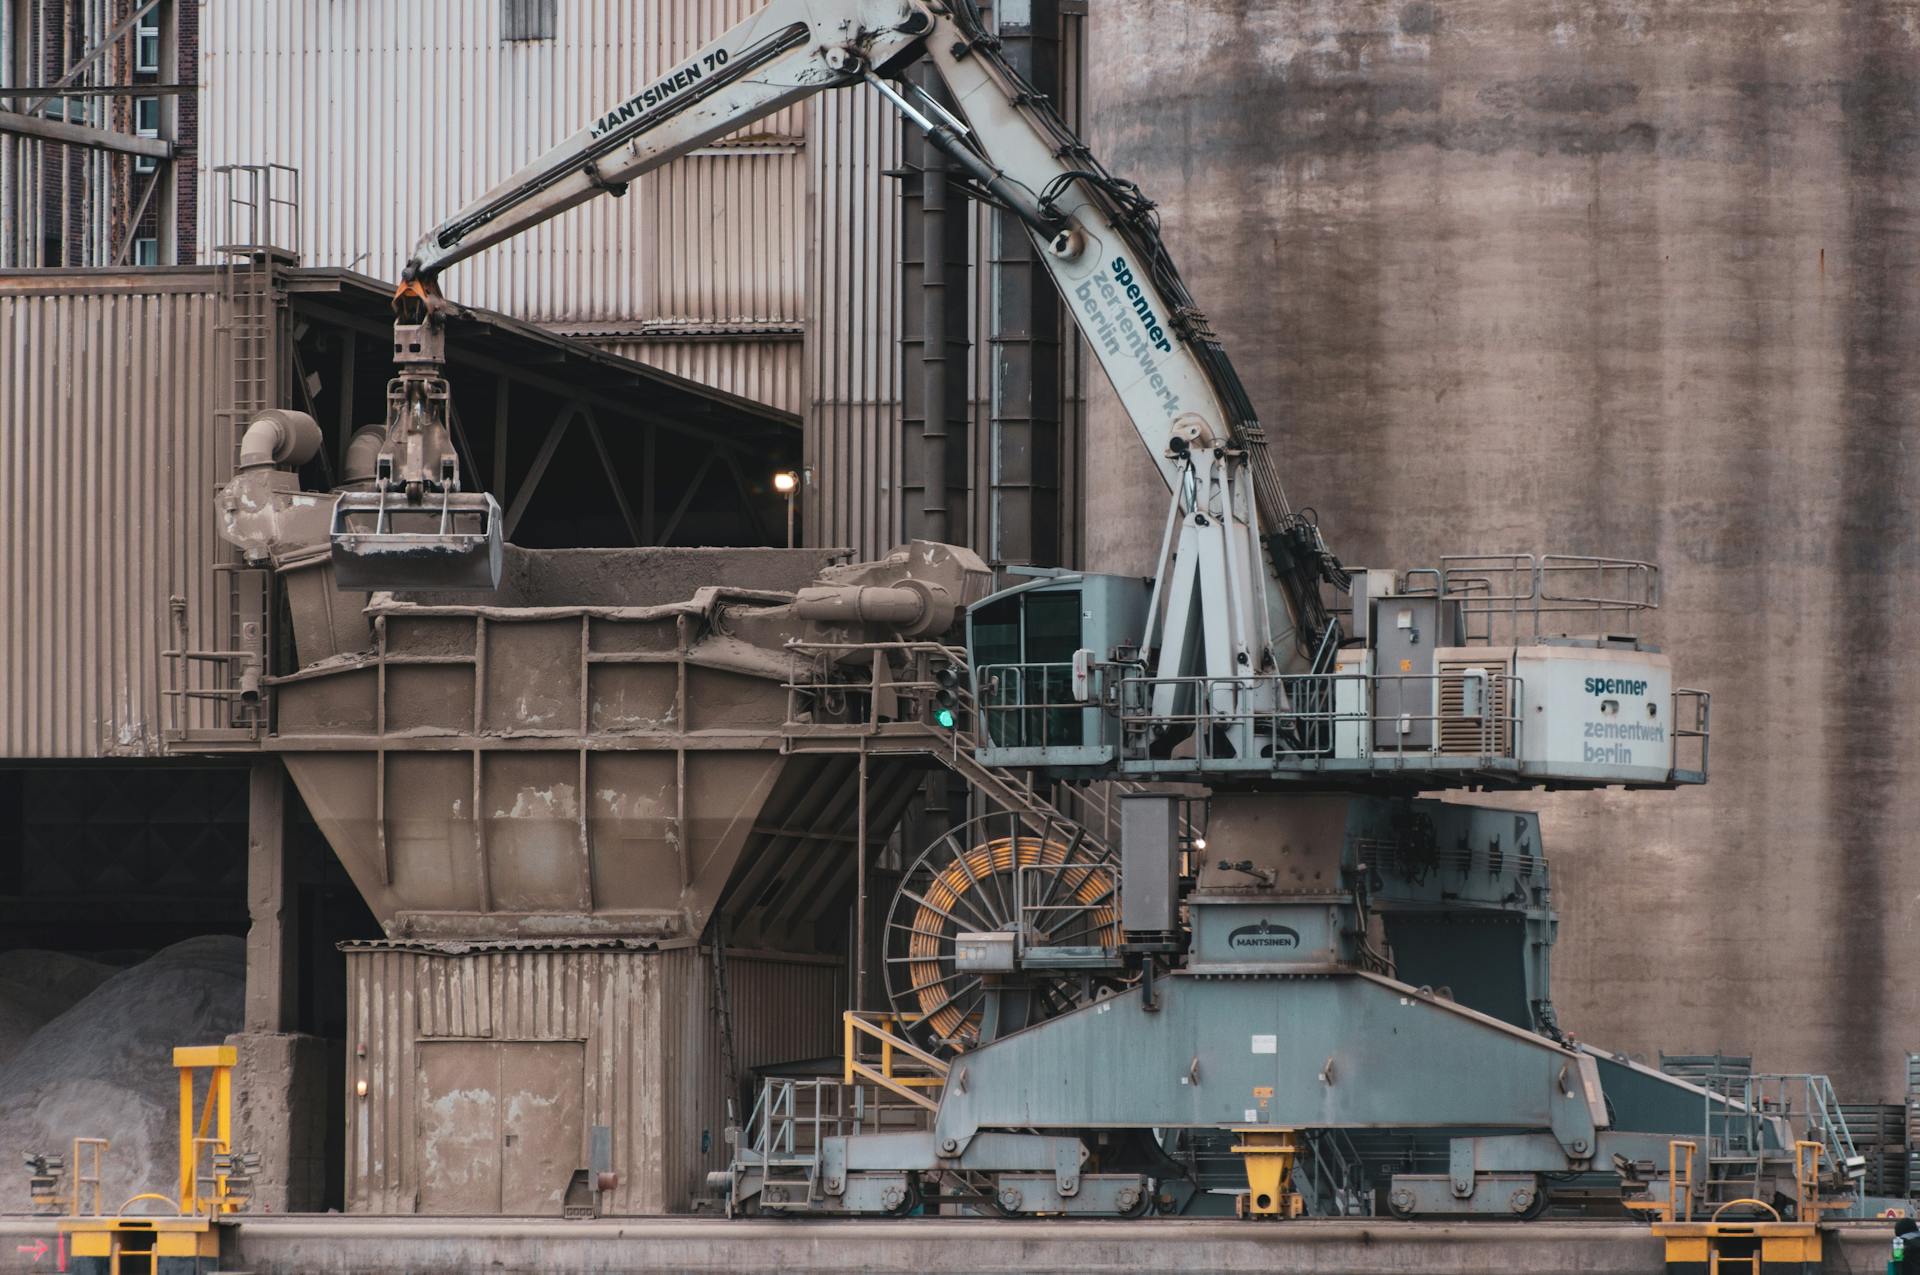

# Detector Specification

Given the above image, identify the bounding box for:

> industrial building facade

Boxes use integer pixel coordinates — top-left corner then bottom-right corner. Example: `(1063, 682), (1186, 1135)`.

(0, 0), (1085, 1217)
(193, 0), (1089, 564)
(2, 0), (1919, 1236)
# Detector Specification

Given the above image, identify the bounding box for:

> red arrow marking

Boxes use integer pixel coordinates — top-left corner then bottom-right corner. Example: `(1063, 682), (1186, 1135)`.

(15, 1238), (46, 1261)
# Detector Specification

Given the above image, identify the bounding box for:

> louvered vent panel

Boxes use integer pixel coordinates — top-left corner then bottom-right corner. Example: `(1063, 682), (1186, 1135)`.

(1437, 657), (1513, 756)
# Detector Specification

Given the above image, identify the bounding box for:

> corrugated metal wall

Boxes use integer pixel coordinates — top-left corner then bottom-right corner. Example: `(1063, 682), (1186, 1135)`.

(808, 6), (1087, 561)
(198, 1), (1088, 561)
(595, 336), (804, 419)
(961, 6), (1087, 567)
(805, 88), (900, 555)
(345, 945), (840, 1216)
(660, 947), (845, 1211)
(0, 273), (227, 757)
(197, 0), (805, 408)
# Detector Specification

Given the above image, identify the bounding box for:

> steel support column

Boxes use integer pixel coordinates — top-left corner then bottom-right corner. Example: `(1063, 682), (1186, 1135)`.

(899, 61), (970, 546)
(243, 756), (295, 1033)
(989, 0), (1064, 567)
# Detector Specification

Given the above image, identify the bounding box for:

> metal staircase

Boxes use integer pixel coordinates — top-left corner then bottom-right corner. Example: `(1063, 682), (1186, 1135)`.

(724, 1014), (948, 1215)
(1295, 1129), (1371, 1216)
(780, 639), (1199, 862)
(1683, 1073), (1863, 1216)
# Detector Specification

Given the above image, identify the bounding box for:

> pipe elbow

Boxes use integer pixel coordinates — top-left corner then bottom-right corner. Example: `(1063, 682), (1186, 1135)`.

(238, 408), (323, 471)
(343, 424), (389, 485)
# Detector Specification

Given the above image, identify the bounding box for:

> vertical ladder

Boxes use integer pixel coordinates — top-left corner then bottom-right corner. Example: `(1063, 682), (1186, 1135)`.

(208, 164), (301, 731)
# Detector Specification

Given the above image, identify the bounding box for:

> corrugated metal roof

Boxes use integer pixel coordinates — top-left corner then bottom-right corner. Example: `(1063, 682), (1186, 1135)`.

(284, 267), (801, 431)
(340, 937), (677, 955)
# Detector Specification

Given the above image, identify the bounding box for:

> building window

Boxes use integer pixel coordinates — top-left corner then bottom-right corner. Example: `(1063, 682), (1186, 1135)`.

(502, 0), (556, 41)
(136, 12), (162, 74)
(133, 97), (160, 175)
(133, 237), (160, 266)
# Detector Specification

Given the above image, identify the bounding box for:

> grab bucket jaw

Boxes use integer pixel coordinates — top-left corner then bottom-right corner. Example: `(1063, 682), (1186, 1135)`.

(329, 489), (504, 591)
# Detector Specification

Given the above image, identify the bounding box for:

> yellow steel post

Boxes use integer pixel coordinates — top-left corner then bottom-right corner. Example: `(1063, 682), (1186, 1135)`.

(1792, 1139), (1821, 1219)
(172, 1045), (237, 1215)
(216, 1062), (233, 1209)
(1230, 1128), (1302, 1219)
(177, 1060), (195, 1214)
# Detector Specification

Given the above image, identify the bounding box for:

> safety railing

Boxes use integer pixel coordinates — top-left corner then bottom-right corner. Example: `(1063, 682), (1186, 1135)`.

(1396, 553), (1660, 645)
(1704, 1073), (1862, 1195)
(782, 641), (970, 740)
(160, 571), (268, 745)
(1673, 689), (1711, 778)
(1626, 1139), (1700, 1223)
(745, 1077), (856, 1180)
(974, 661), (1091, 752)
(844, 1011), (950, 1114)
(1014, 860), (1121, 955)
(1296, 1128), (1370, 1216)
(1114, 671), (1525, 769)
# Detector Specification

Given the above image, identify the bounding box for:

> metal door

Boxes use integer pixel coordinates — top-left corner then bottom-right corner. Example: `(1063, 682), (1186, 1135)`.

(500, 1042), (586, 1214)
(1373, 598), (1438, 751)
(417, 1040), (585, 1215)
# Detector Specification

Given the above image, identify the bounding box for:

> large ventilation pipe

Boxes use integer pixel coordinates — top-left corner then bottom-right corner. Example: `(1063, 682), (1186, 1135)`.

(342, 424), (389, 486)
(237, 408), (323, 472)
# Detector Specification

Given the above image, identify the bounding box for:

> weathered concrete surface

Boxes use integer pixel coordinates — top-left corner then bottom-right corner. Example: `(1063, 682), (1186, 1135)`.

(227, 1032), (333, 1213)
(1087, 1), (1920, 1098)
(0, 1216), (1855, 1274)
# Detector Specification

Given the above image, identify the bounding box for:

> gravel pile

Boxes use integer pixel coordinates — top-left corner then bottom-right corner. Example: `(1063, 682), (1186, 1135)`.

(0, 936), (244, 1213)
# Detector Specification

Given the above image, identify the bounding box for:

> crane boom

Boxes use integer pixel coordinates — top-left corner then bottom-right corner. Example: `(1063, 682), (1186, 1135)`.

(346, 0), (1345, 681)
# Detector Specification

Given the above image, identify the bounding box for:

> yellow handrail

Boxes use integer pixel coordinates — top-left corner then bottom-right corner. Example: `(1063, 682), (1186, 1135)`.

(1710, 1198), (1782, 1223)
(1672, 1139), (1696, 1223)
(843, 1012), (950, 1113)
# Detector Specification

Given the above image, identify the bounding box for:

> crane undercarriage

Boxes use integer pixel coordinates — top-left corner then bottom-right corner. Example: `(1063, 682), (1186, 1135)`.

(711, 788), (1846, 1222)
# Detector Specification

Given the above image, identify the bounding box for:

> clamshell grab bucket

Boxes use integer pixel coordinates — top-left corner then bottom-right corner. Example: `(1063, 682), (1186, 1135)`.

(328, 488), (505, 591)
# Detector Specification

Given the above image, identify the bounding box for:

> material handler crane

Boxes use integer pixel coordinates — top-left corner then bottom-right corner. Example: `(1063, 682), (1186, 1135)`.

(318, 0), (1747, 1223)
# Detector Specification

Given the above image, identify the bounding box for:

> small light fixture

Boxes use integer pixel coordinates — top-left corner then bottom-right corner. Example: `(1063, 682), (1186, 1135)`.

(1193, 836), (1208, 852)
(355, 1078), (369, 1098)
(772, 470), (801, 547)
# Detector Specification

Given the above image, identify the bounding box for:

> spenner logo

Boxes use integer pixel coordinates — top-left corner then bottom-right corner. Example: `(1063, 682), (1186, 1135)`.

(1584, 677), (1648, 696)
(1110, 259), (1175, 354)
(1228, 919), (1300, 951)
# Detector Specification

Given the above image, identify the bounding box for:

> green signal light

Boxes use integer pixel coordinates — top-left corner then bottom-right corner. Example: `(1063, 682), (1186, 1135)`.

(934, 706), (958, 730)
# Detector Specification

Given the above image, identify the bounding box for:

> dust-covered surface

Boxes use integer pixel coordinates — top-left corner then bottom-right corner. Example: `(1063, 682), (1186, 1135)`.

(395, 546), (849, 609)
(0, 936), (244, 1213)
(0, 951), (116, 1069)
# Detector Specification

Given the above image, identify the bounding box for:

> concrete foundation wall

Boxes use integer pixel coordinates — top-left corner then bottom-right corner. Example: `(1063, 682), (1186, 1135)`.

(228, 1031), (334, 1213)
(1086, 1), (1920, 1096)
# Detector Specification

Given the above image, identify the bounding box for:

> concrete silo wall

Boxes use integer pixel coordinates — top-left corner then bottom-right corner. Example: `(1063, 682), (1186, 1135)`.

(1087, 0), (1918, 1095)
